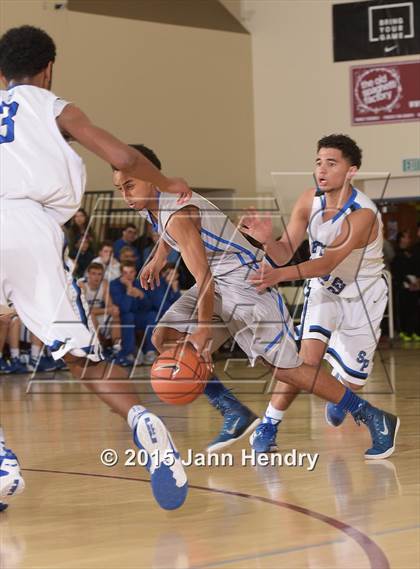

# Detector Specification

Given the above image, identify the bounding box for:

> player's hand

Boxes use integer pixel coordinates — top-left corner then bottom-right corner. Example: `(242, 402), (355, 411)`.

(249, 265), (283, 293)
(163, 177), (192, 204)
(110, 304), (120, 318)
(140, 257), (165, 290)
(238, 207), (273, 245)
(185, 327), (214, 370)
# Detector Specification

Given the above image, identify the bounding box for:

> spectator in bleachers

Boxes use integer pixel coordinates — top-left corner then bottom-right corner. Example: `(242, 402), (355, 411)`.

(78, 263), (123, 361)
(119, 245), (138, 265)
(110, 261), (157, 365)
(391, 230), (420, 342)
(113, 224), (141, 268)
(69, 234), (96, 279)
(91, 241), (121, 282)
(0, 311), (27, 374)
(65, 208), (96, 256)
(150, 263), (182, 319)
(142, 226), (180, 267)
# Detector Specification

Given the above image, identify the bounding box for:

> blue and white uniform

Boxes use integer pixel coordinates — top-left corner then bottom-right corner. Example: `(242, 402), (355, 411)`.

(139, 192), (301, 369)
(0, 85), (100, 361)
(299, 187), (387, 385)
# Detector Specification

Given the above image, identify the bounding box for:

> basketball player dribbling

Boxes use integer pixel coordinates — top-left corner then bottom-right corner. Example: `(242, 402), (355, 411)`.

(240, 134), (398, 456)
(0, 26), (191, 511)
(113, 143), (399, 465)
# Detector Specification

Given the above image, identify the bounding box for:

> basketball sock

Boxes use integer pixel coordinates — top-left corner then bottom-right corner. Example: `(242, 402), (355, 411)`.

(204, 375), (248, 416)
(335, 387), (364, 415)
(0, 427), (6, 455)
(10, 348), (19, 359)
(262, 402), (284, 425)
(127, 405), (147, 430)
(31, 344), (41, 359)
(204, 375), (230, 401)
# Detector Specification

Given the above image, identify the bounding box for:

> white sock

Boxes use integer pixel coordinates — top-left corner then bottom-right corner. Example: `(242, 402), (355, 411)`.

(0, 427), (6, 455)
(0, 352), (3, 359)
(31, 345), (41, 359)
(10, 348), (19, 359)
(127, 405), (147, 430)
(262, 402), (284, 425)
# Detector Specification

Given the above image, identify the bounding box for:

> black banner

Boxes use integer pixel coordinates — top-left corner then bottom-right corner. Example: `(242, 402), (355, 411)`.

(333, 0), (420, 62)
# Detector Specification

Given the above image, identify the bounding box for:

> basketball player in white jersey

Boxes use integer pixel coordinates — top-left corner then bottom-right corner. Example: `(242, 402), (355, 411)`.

(113, 143), (399, 462)
(240, 134), (397, 455)
(0, 25), (191, 511)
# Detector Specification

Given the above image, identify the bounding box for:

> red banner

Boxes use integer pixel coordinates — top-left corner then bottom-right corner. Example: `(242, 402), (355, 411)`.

(351, 60), (420, 125)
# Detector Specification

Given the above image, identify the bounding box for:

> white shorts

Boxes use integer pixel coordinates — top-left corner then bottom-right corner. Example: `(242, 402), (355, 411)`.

(0, 201), (101, 361)
(156, 266), (301, 369)
(298, 278), (388, 385)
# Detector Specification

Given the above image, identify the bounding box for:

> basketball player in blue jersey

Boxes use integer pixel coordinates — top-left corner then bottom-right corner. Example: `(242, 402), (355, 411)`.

(240, 134), (399, 457)
(113, 142), (399, 462)
(0, 26), (191, 511)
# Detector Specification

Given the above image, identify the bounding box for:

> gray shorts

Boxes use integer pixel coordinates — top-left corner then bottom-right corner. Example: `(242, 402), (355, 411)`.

(157, 270), (301, 369)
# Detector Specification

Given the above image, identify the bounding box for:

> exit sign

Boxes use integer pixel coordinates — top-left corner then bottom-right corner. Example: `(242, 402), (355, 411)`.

(402, 158), (420, 172)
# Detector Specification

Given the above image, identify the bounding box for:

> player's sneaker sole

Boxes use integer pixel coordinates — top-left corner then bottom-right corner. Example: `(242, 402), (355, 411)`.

(206, 417), (260, 453)
(0, 450), (25, 504)
(364, 416), (400, 460)
(133, 412), (188, 510)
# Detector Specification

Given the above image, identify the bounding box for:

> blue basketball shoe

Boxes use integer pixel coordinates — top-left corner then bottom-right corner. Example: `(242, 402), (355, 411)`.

(206, 402), (259, 453)
(9, 358), (29, 375)
(0, 449), (25, 509)
(325, 402), (347, 427)
(133, 411), (188, 510)
(249, 421), (279, 453)
(352, 402), (400, 459)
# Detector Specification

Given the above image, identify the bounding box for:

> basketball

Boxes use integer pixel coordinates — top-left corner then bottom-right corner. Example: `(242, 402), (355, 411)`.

(151, 344), (210, 405)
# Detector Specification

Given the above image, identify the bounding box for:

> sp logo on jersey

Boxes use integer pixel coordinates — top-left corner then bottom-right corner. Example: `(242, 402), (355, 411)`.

(357, 350), (370, 371)
(0, 102), (19, 144)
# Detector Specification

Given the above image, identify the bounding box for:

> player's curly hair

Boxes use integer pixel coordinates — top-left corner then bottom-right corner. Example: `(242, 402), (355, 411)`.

(317, 134), (362, 169)
(0, 26), (56, 81)
(130, 144), (162, 171)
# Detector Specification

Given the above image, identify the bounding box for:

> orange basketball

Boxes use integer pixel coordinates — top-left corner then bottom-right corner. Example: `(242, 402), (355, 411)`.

(151, 344), (210, 405)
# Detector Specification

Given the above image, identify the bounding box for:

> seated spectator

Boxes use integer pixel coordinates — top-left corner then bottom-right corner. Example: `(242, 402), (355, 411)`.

(0, 311), (27, 374)
(91, 241), (121, 282)
(119, 245), (138, 266)
(69, 235), (96, 279)
(142, 226), (179, 267)
(113, 224), (141, 268)
(110, 261), (157, 365)
(150, 263), (182, 318)
(65, 208), (96, 256)
(78, 263), (123, 361)
(391, 230), (420, 342)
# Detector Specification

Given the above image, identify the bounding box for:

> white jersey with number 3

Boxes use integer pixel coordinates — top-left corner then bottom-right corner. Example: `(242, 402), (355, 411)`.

(308, 187), (384, 298)
(0, 84), (85, 225)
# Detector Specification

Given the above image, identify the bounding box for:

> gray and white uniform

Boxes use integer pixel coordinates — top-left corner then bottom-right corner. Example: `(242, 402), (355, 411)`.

(139, 192), (301, 369)
(299, 187), (387, 384)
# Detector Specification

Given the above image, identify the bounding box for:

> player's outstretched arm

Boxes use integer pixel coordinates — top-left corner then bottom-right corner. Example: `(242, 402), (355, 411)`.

(166, 207), (214, 362)
(240, 190), (312, 266)
(250, 208), (378, 291)
(56, 104), (191, 200)
(140, 239), (172, 290)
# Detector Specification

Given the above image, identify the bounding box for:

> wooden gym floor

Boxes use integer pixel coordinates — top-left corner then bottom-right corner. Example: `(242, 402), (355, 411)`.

(0, 345), (419, 569)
